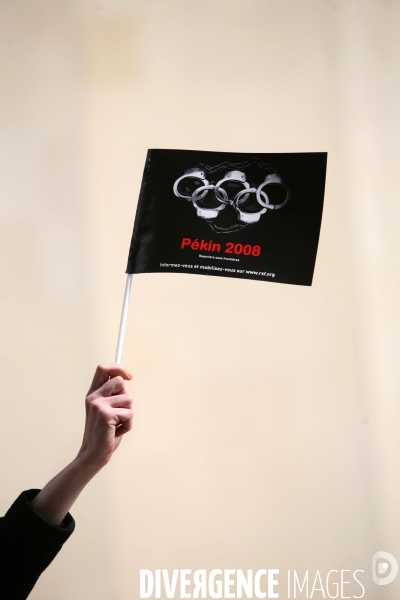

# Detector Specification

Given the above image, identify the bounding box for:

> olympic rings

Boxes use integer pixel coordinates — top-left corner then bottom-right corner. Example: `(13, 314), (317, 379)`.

(173, 168), (209, 201)
(256, 173), (290, 210)
(192, 185), (226, 220)
(172, 166), (290, 229)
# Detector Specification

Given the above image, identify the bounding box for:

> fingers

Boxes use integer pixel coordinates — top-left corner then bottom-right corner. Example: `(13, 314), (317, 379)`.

(108, 394), (132, 408)
(115, 425), (131, 438)
(87, 363), (133, 395)
(113, 408), (133, 424)
(114, 408), (134, 438)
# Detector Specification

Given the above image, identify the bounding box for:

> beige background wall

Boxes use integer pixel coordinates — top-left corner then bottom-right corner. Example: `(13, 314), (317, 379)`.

(0, 0), (399, 598)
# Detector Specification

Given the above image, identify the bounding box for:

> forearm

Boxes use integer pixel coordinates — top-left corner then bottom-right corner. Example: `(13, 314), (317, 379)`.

(30, 457), (101, 526)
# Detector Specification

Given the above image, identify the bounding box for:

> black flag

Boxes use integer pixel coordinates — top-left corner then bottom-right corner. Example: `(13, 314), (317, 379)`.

(126, 149), (327, 286)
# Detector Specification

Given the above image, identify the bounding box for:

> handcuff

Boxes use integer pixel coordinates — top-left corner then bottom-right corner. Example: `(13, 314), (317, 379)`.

(213, 170), (250, 205)
(234, 188), (268, 224)
(191, 185), (226, 219)
(173, 168), (209, 201)
(256, 173), (291, 210)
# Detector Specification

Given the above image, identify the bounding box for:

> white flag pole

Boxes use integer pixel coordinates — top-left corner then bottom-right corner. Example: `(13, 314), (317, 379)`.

(115, 274), (133, 364)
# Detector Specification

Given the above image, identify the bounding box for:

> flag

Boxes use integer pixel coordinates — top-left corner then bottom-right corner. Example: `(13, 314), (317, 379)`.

(126, 149), (327, 286)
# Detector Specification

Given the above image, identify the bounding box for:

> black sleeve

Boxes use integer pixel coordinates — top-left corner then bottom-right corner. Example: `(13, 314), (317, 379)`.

(0, 489), (75, 600)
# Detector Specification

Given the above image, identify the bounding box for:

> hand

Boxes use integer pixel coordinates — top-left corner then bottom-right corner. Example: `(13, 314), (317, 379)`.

(76, 364), (134, 471)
